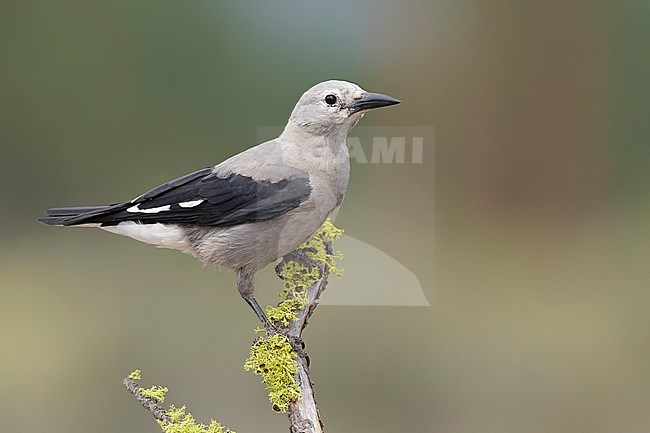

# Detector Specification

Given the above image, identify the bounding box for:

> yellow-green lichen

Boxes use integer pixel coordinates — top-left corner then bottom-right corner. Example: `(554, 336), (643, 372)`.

(141, 385), (169, 403)
(129, 370), (235, 433)
(158, 405), (234, 433)
(266, 261), (320, 325)
(243, 333), (301, 412)
(265, 219), (344, 326)
(302, 218), (344, 277)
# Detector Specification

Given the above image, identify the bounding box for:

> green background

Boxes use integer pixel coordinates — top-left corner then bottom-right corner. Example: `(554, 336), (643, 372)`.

(1, 1), (648, 432)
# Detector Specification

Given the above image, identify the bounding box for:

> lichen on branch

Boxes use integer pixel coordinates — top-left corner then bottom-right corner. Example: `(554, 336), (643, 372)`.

(125, 370), (235, 433)
(266, 219), (344, 326)
(300, 219), (344, 276)
(266, 261), (319, 325)
(141, 385), (169, 403)
(158, 405), (233, 433)
(244, 333), (301, 412)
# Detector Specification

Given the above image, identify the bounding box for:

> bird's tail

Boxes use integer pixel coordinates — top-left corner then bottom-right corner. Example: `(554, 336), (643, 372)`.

(38, 206), (107, 226)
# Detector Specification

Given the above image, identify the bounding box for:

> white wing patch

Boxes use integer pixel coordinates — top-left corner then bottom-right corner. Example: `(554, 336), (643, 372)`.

(126, 204), (171, 214)
(178, 199), (204, 208)
(100, 221), (190, 251)
(125, 201), (202, 213)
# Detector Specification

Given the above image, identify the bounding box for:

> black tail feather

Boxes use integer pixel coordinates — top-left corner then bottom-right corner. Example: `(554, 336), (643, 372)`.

(44, 206), (106, 217)
(38, 206), (110, 226)
(38, 216), (74, 225)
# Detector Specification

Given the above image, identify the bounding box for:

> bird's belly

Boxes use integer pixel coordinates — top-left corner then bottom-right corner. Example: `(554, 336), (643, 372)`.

(183, 201), (330, 273)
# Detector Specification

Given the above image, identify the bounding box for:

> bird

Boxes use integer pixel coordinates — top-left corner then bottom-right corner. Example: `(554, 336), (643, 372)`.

(39, 80), (400, 332)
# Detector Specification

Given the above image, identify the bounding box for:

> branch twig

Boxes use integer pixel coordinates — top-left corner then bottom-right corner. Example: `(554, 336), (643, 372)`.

(123, 377), (171, 424)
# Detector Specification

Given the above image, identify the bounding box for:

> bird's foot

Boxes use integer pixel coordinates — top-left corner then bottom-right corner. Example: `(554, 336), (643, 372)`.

(264, 324), (307, 359)
(287, 334), (307, 359)
(275, 248), (318, 277)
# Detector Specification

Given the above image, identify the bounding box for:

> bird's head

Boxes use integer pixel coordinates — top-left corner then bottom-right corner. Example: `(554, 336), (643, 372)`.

(285, 80), (401, 137)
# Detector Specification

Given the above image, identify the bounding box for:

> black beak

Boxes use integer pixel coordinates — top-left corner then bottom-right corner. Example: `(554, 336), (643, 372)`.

(348, 92), (401, 114)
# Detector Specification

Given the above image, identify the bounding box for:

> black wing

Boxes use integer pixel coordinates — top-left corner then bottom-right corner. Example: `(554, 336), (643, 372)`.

(43, 167), (312, 227)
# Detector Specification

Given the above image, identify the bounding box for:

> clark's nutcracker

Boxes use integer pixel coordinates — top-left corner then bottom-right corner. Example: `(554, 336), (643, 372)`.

(39, 80), (400, 331)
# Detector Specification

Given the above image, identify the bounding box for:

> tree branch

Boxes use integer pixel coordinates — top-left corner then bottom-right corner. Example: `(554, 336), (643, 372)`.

(123, 377), (171, 424)
(275, 241), (335, 433)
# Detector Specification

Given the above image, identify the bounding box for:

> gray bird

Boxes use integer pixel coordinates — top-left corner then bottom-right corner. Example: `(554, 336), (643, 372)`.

(39, 80), (400, 331)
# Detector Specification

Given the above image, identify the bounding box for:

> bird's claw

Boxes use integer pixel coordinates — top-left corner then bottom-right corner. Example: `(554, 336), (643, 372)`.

(287, 335), (306, 356)
(275, 248), (318, 277)
(263, 325), (307, 358)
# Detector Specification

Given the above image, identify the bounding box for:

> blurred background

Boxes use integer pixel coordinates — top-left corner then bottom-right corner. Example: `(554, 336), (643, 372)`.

(1, 1), (649, 432)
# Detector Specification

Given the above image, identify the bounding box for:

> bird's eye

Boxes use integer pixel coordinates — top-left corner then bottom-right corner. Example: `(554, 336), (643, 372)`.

(324, 94), (338, 106)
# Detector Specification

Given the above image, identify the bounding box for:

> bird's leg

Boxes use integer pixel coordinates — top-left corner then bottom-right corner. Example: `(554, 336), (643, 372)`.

(236, 269), (275, 331)
(236, 269), (306, 356)
(244, 294), (275, 331)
